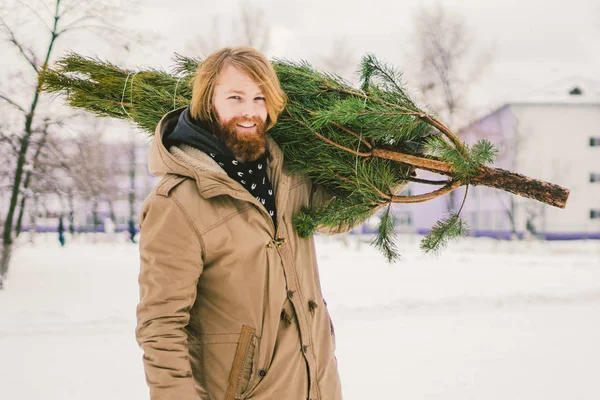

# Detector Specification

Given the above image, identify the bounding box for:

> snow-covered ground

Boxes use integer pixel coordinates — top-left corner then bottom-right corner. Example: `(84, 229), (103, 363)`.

(1, 234), (599, 400)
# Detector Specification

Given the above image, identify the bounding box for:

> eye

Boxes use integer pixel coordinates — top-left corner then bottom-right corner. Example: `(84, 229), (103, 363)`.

(255, 97), (266, 101)
(228, 96), (241, 100)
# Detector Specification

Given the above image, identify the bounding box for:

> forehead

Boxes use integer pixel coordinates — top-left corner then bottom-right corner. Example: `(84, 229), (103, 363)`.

(216, 64), (263, 94)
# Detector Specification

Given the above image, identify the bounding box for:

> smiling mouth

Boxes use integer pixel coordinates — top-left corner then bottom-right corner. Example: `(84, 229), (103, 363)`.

(237, 123), (256, 129)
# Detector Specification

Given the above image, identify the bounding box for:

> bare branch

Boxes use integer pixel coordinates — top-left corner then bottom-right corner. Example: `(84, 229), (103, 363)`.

(234, 1), (270, 52)
(58, 0), (84, 19)
(13, 0), (53, 32)
(0, 15), (39, 72)
(318, 37), (356, 79)
(56, 23), (128, 40)
(0, 93), (26, 113)
(409, 3), (493, 124)
(0, 132), (20, 154)
(55, 11), (124, 36)
(54, 14), (99, 34)
(185, 15), (222, 55)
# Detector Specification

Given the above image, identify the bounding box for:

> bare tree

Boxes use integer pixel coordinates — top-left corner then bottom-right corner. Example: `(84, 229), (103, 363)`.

(0, 127), (16, 182)
(404, 2), (494, 211)
(0, 0), (136, 287)
(466, 112), (535, 239)
(233, 1), (270, 52)
(34, 131), (86, 236)
(29, 116), (142, 243)
(185, 2), (271, 56)
(66, 125), (115, 237)
(14, 117), (53, 238)
(497, 117), (526, 239)
(184, 15), (223, 55)
(317, 37), (357, 82)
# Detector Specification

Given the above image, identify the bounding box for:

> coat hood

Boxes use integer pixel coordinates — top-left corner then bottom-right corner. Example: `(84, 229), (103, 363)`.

(163, 106), (234, 158)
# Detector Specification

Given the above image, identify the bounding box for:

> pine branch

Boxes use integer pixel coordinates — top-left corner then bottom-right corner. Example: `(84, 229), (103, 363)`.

(423, 135), (499, 183)
(421, 184), (471, 254)
(371, 204), (399, 262)
(359, 54), (417, 109)
(293, 200), (381, 238)
(471, 139), (498, 165)
(420, 213), (469, 255)
(171, 53), (202, 76)
(38, 52), (571, 261)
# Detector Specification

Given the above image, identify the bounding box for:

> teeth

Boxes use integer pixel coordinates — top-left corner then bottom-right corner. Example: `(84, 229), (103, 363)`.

(238, 123), (255, 128)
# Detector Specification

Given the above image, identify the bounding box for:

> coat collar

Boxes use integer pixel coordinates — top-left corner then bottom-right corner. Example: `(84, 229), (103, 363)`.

(149, 107), (291, 231)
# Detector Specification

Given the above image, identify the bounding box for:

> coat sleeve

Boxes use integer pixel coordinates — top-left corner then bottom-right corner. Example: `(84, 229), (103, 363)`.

(309, 180), (410, 235)
(136, 193), (205, 400)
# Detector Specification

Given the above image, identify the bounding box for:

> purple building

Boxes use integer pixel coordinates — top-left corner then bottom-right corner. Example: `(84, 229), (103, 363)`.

(391, 77), (600, 239)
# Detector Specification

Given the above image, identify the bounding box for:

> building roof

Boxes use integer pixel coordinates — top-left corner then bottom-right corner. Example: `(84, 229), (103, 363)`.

(460, 76), (600, 132)
(505, 76), (600, 105)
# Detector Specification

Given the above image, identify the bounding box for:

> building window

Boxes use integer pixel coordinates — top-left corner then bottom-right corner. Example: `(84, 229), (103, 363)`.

(569, 86), (583, 95)
(590, 137), (600, 147)
(591, 210), (600, 219)
(591, 173), (600, 183)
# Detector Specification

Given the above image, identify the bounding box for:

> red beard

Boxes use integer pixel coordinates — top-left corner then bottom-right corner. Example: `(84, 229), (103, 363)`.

(212, 115), (267, 162)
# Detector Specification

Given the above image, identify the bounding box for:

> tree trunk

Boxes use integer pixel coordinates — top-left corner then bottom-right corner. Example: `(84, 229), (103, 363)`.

(89, 198), (99, 243)
(28, 195), (39, 244)
(1, 133), (31, 285)
(16, 127), (49, 238)
(0, 0), (60, 284)
(128, 140), (137, 243)
(92, 198), (100, 233)
(68, 194), (75, 236)
(509, 197), (518, 239)
(0, 242), (13, 289)
(374, 148), (570, 208)
(15, 192), (27, 238)
(107, 199), (116, 226)
(470, 166), (569, 209)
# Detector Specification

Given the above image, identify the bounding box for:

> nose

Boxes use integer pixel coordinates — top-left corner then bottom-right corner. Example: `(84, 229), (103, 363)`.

(241, 108), (255, 118)
(241, 101), (260, 118)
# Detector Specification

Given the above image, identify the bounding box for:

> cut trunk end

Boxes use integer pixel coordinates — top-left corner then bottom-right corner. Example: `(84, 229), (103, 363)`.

(472, 166), (569, 209)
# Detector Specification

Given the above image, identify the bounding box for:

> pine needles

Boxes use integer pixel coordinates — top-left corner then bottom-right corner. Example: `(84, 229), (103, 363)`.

(39, 51), (565, 262)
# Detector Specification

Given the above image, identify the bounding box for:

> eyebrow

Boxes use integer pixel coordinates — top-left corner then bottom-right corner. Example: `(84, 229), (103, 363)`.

(226, 90), (264, 96)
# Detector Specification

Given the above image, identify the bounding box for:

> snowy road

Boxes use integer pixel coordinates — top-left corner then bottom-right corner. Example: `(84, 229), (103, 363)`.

(1, 235), (599, 399)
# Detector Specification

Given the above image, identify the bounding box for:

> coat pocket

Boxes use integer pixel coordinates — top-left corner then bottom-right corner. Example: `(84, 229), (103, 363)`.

(224, 325), (258, 400)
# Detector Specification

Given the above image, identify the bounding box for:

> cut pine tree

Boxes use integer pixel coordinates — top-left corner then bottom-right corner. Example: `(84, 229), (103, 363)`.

(39, 52), (570, 260)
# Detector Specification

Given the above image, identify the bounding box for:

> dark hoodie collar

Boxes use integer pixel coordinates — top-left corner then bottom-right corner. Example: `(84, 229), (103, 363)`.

(163, 106), (235, 158)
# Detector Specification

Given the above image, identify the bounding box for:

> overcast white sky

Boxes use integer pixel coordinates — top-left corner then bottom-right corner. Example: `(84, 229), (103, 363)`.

(2, 0), (599, 117)
(111, 0), (600, 110)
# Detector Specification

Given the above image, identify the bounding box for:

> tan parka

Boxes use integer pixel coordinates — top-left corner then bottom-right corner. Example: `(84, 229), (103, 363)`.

(136, 108), (389, 400)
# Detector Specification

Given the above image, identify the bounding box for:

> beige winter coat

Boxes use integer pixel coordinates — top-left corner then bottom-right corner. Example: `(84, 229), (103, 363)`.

(136, 107), (388, 400)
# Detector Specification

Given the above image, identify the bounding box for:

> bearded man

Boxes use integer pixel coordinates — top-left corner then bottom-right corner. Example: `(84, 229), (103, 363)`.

(136, 47), (358, 400)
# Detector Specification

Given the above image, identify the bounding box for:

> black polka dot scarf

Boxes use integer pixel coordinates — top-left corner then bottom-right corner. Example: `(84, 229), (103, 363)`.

(208, 151), (277, 228)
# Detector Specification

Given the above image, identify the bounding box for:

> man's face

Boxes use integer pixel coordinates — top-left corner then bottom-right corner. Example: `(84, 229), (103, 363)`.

(212, 64), (269, 162)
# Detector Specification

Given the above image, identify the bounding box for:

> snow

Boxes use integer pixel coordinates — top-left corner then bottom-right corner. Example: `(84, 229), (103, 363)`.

(1, 234), (599, 399)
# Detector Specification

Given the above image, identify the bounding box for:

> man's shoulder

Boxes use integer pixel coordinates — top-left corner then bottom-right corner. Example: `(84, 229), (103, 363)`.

(154, 174), (190, 197)
(140, 174), (204, 222)
(142, 174), (193, 208)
